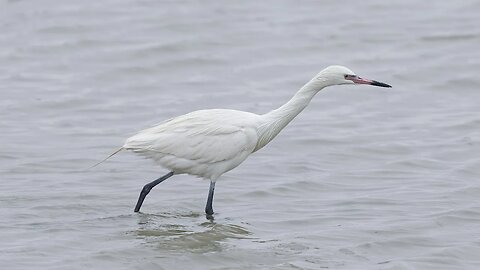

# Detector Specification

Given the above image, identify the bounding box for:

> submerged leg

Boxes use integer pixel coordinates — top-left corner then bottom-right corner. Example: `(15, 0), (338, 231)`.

(205, 180), (216, 216)
(134, 171), (174, 212)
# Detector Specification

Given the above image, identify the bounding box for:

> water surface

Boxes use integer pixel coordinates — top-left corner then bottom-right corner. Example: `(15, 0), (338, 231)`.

(1, 0), (480, 269)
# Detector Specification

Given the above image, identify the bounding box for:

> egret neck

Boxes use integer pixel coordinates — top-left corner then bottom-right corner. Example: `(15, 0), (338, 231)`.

(254, 77), (330, 151)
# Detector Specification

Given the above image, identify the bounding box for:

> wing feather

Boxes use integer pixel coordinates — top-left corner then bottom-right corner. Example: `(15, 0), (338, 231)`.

(124, 110), (259, 168)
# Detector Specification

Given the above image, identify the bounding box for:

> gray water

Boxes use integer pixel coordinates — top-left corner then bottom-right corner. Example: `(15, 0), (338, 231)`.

(2, 0), (480, 269)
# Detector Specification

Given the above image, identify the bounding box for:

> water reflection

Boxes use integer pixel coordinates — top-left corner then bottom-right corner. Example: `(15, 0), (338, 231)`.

(134, 211), (251, 253)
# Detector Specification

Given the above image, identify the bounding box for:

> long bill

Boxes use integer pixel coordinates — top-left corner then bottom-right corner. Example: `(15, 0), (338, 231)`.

(352, 76), (392, 88)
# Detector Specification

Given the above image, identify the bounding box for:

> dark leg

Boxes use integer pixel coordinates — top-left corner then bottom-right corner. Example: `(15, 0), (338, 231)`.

(134, 171), (174, 212)
(205, 181), (216, 216)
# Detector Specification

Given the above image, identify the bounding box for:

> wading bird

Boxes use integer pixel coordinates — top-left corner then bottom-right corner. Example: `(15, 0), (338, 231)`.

(100, 65), (391, 217)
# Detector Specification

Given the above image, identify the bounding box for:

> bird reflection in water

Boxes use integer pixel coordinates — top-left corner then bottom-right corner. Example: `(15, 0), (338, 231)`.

(135, 211), (251, 253)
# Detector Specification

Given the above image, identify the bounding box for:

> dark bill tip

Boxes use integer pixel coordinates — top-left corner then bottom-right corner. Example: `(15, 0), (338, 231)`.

(371, 80), (392, 88)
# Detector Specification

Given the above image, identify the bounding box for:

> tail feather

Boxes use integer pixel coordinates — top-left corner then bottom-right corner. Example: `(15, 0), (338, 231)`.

(87, 147), (124, 170)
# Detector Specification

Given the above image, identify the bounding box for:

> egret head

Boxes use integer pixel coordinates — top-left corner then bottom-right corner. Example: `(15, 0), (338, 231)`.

(316, 65), (391, 88)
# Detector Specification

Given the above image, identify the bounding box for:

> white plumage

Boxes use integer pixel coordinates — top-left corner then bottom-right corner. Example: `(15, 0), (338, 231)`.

(124, 109), (260, 180)
(107, 65), (391, 215)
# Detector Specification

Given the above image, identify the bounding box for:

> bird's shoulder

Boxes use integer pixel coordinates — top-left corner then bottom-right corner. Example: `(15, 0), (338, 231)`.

(148, 109), (260, 134)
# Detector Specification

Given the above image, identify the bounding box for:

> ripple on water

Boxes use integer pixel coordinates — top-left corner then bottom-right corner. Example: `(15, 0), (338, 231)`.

(131, 212), (251, 253)
(3, 0), (480, 269)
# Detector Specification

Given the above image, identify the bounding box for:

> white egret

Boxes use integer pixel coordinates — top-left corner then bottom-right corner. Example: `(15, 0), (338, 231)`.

(101, 65), (391, 216)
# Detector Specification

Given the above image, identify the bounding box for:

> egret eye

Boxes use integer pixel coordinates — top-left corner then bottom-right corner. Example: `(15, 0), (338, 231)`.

(344, 74), (355, 79)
